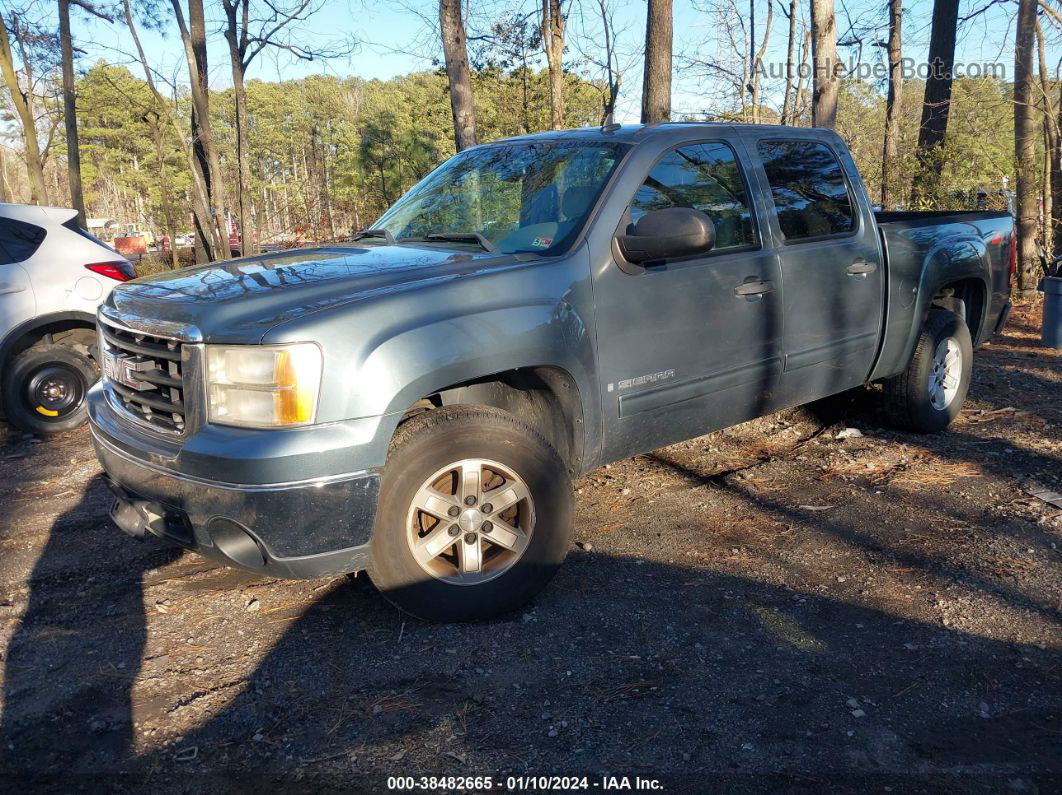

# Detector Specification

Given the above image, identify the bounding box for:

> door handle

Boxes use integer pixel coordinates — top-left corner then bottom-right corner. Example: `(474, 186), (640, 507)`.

(846, 260), (878, 278)
(0, 282), (26, 295)
(734, 279), (775, 301)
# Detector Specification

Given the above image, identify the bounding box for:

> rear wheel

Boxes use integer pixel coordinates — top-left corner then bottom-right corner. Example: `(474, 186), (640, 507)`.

(2, 344), (99, 435)
(367, 406), (573, 622)
(883, 308), (972, 433)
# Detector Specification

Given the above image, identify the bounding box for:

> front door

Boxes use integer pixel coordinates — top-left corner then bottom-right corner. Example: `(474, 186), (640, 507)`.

(592, 140), (784, 462)
(750, 136), (885, 406)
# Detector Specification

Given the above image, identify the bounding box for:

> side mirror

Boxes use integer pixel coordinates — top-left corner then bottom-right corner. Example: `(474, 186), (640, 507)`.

(616, 207), (716, 264)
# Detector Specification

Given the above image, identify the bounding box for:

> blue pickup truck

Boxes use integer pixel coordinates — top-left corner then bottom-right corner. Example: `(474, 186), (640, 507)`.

(89, 123), (1013, 621)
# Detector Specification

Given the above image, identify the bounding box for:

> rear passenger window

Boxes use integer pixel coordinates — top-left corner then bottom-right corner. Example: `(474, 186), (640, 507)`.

(630, 142), (755, 251)
(0, 217), (46, 263)
(757, 140), (855, 240)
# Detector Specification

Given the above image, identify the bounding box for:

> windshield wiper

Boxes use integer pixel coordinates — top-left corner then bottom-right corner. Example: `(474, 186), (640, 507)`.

(401, 232), (497, 252)
(351, 228), (395, 244)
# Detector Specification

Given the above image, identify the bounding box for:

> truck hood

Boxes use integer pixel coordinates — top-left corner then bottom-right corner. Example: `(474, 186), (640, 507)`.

(107, 243), (514, 343)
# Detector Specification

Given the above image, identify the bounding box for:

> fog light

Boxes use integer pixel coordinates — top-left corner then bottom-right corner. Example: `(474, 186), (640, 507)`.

(208, 518), (266, 568)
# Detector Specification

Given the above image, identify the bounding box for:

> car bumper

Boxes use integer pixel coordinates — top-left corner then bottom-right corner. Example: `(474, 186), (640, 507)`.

(89, 386), (385, 580)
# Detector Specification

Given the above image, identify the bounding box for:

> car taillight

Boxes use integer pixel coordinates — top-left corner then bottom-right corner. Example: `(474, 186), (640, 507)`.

(85, 261), (133, 281)
(1007, 234), (1017, 288)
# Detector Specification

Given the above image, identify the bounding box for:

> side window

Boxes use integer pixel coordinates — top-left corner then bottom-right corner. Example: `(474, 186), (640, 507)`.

(630, 142), (755, 251)
(757, 140), (855, 240)
(0, 218), (46, 263)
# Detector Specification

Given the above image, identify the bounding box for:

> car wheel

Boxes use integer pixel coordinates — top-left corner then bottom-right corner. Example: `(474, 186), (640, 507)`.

(2, 344), (99, 435)
(883, 308), (973, 433)
(367, 405), (573, 622)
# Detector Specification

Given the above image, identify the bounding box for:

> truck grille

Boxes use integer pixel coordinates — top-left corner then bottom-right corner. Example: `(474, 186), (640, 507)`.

(99, 319), (187, 434)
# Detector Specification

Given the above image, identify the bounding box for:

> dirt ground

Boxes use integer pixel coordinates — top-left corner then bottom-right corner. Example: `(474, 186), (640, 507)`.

(0, 302), (1059, 792)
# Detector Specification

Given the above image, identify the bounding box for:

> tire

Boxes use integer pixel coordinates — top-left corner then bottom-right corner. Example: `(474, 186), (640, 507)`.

(367, 405), (573, 622)
(883, 308), (972, 433)
(2, 344), (99, 435)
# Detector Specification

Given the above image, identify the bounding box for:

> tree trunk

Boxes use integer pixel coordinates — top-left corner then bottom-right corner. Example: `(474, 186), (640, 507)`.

(911, 0), (958, 204)
(0, 147), (8, 203)
(1013, 0), (1038, 293)
(173, 0), (231, 260)
(439, 0), (477, 151)
(541, 0), (565, 129)
(58, 0), (85, 225)
(810, 0), (839, 128)
(881, 0), (902, 207)
(780, 0), (798, 124)
(147, 115), (179, 269)
(793, 28), (812, 124)
(233, 64), (254, 254)
(596, 0), (620, 125)
(222, 0), (256, 256)
(1053, 82), (1062, 259)
(750, 0), (773, 124)
(1035, 20), (1056, 256)
(123, 0), (222, 263)
(641, 0), (672, 123)
(0, 13), (47, 203)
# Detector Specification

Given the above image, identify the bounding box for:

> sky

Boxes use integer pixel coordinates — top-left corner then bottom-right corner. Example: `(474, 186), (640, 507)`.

(53, 0), (1041, 124)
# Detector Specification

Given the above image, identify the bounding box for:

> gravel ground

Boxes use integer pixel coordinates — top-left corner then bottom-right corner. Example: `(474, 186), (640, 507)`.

(0, 301), (1059, 792)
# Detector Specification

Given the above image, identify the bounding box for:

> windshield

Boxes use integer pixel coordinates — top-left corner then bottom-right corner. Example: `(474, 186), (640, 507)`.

(374, 141), (628, 255)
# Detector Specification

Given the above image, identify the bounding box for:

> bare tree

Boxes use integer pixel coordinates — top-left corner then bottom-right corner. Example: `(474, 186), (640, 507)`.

(58, 0), (111, 226)
(1034, 20), (1057, 256)
(171, 0), (231, 260)
(541, 0), (567, 129)
(572, 0), (632, 125)
(1013, 0), (1038, 292)
(641, 0), (672, 123)
(439, 0), (477, 150)
(810, 0), (839, 128)
(221, 1), (343, 257)
(780, 0), (798, 124)
(793, 25), (812, 123)
(680, 0), (752, 120)
(122, 0), (225, 259)
(749, 0), (773, 123)
(911, 0), (958, 204)
(0, 9), (49, 203)
(1036, 0), (1062, 257)
(880, 0), (902, 207)
(1054, 81), (1062, 258)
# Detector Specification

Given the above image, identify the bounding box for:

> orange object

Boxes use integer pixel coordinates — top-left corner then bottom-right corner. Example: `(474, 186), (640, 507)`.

(114, 236), (147, 255)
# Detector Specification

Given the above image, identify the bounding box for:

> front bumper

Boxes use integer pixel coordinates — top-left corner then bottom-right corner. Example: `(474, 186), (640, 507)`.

(89, 386), (385, 580)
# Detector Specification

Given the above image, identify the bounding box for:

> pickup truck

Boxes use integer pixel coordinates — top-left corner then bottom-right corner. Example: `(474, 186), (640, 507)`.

(89, 123), (1013, 621)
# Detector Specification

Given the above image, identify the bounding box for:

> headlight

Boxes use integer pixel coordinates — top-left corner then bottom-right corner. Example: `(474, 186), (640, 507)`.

(207, 343), (322, 428)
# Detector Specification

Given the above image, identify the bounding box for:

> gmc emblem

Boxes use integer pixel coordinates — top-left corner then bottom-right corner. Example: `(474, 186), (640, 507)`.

(102, 352), (154, 391)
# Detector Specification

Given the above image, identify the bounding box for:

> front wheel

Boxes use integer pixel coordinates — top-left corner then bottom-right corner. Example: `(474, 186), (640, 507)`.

(367, 406), (573, 622)
(2, 344), (99, 435)
(883, 308), (972, 433)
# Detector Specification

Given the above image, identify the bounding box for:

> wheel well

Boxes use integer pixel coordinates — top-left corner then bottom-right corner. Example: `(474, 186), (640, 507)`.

(2, 319), (97, 365)
(931, 279), (985, 341)
(402, 367), (585, 473)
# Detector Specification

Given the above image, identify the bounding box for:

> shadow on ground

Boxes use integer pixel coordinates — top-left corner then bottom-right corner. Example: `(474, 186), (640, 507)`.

(1, 474), (1058, 792)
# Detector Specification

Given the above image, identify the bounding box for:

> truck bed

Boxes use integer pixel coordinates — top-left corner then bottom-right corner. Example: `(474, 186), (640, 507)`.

(871, 209), (1012, 381)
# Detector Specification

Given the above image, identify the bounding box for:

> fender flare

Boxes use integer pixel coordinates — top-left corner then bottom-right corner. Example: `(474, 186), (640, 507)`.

(352, 303), (600, 471)
(872, 235), (991, 381)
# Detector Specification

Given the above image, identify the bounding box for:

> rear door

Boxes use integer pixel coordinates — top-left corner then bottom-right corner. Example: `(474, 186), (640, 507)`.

(591, 138), (784, 461)
(747, 134), (884, 405)
(0, 218), (41, 339)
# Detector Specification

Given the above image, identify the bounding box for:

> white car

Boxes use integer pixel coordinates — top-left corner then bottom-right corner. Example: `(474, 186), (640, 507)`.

(0, 204), (133, 434)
